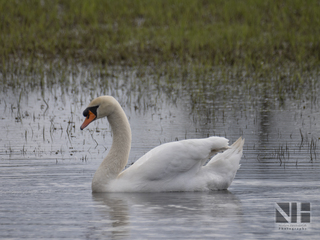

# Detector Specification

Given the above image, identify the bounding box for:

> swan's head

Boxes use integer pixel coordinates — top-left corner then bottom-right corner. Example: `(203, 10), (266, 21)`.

(80, 96), (117, 130)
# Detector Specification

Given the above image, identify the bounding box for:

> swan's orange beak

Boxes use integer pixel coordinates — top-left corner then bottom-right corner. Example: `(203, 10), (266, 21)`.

(80, 110), (96, 130)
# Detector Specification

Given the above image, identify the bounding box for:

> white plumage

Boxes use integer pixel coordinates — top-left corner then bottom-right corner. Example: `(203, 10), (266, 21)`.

(80, 96), (244, 192)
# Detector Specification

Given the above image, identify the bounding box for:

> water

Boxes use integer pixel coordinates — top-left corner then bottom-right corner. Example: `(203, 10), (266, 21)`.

(1, 68), (320, 239)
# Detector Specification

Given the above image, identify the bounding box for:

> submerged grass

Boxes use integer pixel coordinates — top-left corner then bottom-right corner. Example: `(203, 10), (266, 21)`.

(0, 0), (320, 74)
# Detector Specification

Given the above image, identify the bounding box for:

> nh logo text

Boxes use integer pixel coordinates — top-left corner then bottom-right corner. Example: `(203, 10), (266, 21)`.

(275, 202), (311, 223)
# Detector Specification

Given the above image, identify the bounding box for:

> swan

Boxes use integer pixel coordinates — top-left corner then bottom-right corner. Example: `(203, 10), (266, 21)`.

(80, 96), (244, 192)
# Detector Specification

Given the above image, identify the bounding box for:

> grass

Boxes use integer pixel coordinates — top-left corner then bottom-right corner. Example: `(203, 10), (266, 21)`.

(0, 0), (320, 136)
(1, 1), (319, 170)
(0, 0), (320, 73)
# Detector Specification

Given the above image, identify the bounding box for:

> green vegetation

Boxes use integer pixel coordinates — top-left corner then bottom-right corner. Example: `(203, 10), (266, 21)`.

(1, 0), (320, 166)
(1, 0), (320, 72)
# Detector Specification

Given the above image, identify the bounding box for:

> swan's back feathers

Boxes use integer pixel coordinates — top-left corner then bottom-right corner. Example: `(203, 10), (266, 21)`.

(204, 137), (245, 190)
(119, 137), (229, 182)
(109, 136), (244, 192)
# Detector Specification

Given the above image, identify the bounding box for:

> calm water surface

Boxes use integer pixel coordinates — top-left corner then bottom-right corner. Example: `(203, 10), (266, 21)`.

(0, 69), (320, 239)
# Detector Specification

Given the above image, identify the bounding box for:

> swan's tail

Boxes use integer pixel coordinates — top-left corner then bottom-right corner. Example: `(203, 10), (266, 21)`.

(205, 137), (245, 190)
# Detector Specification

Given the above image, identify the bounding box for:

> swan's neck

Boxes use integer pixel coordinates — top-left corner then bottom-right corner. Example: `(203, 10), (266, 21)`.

(92, 103), (131, 192)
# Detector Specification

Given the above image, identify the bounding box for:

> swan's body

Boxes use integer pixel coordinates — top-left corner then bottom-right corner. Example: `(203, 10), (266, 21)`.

(80, 96), (244, 192)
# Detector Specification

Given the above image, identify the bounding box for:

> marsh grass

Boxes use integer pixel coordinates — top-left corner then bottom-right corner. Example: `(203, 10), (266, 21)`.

(1, 0), (320, 108)
(1, 0), (320, 76)
(1, 62), (319, 167)
(1, 1), (320, 166)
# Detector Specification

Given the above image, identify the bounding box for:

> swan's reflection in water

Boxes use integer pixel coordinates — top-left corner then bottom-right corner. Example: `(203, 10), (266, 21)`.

(91, 193), (130, 239)
(92, 190), (244, 239)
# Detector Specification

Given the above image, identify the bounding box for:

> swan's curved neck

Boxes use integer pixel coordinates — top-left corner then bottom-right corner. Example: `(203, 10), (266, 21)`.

(92, 102), (131, 192)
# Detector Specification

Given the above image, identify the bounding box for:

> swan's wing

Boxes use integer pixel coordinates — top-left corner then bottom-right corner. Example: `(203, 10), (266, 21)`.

(119, 137), (229, 181)
(206, 137), (244, 172)
(203, 137), (245, 189)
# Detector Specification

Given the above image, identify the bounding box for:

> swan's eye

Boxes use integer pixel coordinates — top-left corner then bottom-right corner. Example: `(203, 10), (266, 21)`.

(83, 109), (89, 118)
(83, 105), (99, 118)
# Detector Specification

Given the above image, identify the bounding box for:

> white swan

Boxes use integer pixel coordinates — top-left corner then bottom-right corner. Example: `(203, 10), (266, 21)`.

(80, 96), (244, 192)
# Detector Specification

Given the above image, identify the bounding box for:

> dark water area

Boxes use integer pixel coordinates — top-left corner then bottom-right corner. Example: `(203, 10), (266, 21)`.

(0, 68), (320, 239)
